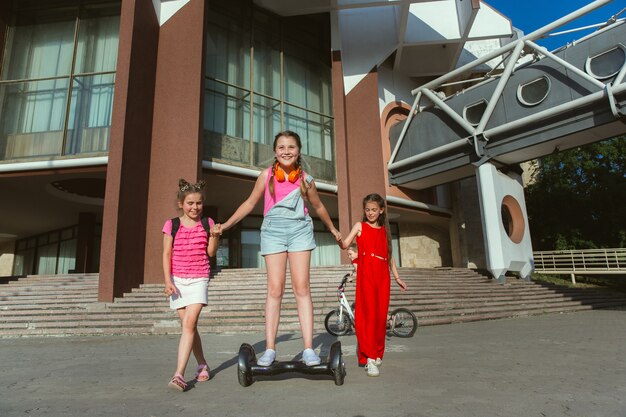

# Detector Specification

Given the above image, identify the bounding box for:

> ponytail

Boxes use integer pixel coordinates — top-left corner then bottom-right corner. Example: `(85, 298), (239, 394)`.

(268, 158), (277, 197)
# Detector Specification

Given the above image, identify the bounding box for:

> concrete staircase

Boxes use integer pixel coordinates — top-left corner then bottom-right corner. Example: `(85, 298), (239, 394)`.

(2, 267), (626, 337)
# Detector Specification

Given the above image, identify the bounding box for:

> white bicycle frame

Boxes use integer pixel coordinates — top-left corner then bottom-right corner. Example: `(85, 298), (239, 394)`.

(336, 275), (355, 324)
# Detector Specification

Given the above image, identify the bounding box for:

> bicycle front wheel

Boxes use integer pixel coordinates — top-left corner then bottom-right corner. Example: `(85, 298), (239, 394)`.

(390, 308), (417, 338)
(325, 309), (352, 336)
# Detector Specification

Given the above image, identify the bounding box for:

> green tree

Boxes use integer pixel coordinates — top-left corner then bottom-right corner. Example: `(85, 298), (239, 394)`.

(525, 136), (626, 250)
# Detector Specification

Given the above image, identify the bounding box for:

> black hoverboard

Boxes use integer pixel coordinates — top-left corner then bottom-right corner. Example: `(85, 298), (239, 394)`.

(237, 341), (346, 387)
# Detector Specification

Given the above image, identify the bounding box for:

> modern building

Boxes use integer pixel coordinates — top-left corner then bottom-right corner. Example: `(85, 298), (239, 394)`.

(0, 0), (516, 301)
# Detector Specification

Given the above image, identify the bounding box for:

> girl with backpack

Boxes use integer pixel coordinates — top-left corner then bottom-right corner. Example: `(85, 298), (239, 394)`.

(162, 179), (220, 391)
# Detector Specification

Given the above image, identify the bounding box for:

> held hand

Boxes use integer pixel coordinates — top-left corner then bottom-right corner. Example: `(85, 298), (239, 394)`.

(395, 277), (408, 292)
(210, 223), (222, 237)
(331, 228), (342, 243)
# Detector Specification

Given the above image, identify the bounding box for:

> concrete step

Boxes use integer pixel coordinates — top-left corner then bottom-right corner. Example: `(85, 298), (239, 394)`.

(2, 267), (626, 337)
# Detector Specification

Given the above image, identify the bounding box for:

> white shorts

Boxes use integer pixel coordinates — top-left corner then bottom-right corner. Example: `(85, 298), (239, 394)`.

(169, 276), (209, 310)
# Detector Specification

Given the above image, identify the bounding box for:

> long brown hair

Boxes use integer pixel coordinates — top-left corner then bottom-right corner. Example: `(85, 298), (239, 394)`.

(268, 130), (308, 198)
(362, 193), (393, 265)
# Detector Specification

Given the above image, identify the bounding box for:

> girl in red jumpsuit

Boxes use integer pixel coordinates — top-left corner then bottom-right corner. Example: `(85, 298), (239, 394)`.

(340, 193), (407, 377)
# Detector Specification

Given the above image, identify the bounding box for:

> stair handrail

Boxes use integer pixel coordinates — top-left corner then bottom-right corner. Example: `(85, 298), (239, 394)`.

(533, 248), (626, 284)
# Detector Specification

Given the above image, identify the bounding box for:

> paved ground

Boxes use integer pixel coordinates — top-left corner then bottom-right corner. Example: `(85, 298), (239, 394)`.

(1, 308), (625, 417)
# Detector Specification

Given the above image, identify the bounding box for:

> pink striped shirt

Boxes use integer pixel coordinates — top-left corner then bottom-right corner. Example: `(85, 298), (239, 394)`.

(162, 218), (212, 278)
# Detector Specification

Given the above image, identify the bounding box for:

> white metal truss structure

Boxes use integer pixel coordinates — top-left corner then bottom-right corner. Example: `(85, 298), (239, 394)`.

(388, 0), (626, 190)
(387, 0), (626, 281)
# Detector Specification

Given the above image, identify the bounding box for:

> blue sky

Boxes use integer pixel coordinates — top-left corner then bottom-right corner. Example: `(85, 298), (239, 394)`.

(485, 0), (626, 50)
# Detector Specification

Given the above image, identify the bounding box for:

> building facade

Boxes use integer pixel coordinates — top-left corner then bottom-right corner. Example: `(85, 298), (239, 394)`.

(0, 0), (514, 301)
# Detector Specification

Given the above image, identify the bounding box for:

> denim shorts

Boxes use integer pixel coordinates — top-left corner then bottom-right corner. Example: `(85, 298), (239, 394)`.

(260, 216), (316, 255)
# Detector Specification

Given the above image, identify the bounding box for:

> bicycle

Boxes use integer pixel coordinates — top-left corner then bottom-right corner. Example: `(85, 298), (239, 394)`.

(324, 273), (417, 338)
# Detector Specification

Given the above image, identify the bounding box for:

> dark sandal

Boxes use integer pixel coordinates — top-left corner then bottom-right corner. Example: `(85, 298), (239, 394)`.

(168, 374), (187, 391)
(195, 364), (210, 382)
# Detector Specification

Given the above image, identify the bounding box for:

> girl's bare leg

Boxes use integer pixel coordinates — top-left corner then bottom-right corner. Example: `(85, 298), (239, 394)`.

(287, 250), (313, 349)
(175, 303), (205, 375)
(263, 252), (288, 350)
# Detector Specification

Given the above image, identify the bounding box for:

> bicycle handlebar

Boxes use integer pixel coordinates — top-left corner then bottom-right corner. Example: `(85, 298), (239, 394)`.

(338, 273), (351, 290)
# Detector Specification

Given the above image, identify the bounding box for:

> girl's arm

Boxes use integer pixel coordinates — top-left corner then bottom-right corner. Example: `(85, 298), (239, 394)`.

(207, 231), (219, 258)
(306, 180), (341, 242)
(339, 222), (362, 250)
(390, 256), (408, 291)
(218, 170), (267, 233)
(162, 233), (178, 296)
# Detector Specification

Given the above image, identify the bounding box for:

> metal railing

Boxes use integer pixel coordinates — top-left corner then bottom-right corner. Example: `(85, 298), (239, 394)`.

(533, 248), (626, 284)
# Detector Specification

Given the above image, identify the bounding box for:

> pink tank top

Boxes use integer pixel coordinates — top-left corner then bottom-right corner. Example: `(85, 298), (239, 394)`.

(263, 167), (309, 216)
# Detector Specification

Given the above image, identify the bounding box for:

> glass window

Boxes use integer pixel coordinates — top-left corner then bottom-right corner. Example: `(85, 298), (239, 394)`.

(252, 31), (281, 99)
(204, 2), (335, 182)
(14, 225), (79, 275)
(585, 46), (626, 80)
(0, 80), (68, 159)
(74, 16), (120, 74)
(57, 239), (77, 274)
(311, 232), (341, 266)
(65, 74), (115, 155)
(1, 21), (75, 80)
(517, 76), (551, 107)
(61, 228), (74, 240)
(12, 248), (34, 276)
(463, 100), (487, 126)
(36, 243), (59, 275)
(216, 237), (230, 267)
(0, 3), (120, 162)
(241, 230), (264, 268)
(205, 14), (251, 90)
(204, 79), (251, 139)
(390, 223), (401, 266)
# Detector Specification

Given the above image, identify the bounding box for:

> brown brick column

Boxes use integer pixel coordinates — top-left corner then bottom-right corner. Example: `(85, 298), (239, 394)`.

(142, 0), (207, 284)
(0, 5), (7, 53)
(331, 50), (351, 262)
(75, 212), (96, 273)
(343, 69), (388, 226)
(98, 0), (159, 301)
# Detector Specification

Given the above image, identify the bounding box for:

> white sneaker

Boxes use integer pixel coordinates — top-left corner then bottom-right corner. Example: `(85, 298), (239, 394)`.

(366, 358), (379, 377)
(374, 357), (382, 367)
(257, 349), (276, 366)
(302, 348), (321, 366)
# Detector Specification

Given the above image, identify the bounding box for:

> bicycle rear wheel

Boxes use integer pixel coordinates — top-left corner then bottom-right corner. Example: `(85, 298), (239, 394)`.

(325, 309), (352, 336)
(390, 308), (417, 338)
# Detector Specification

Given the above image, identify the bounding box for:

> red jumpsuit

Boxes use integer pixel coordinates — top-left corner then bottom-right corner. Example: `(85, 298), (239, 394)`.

(354, 222), (390, 365)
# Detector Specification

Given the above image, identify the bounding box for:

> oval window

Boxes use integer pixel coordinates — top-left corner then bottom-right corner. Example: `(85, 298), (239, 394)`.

(585, 46), (626, 79)
(501, 195), (525, 244)
(463, 99), (487, 126)
(517, 76), (550, 107)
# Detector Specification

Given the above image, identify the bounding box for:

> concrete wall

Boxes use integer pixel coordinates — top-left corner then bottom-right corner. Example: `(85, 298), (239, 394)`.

(450, 177), (486, 269)
(0, 241), (15, 276)
(399, 223), (452, 268)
